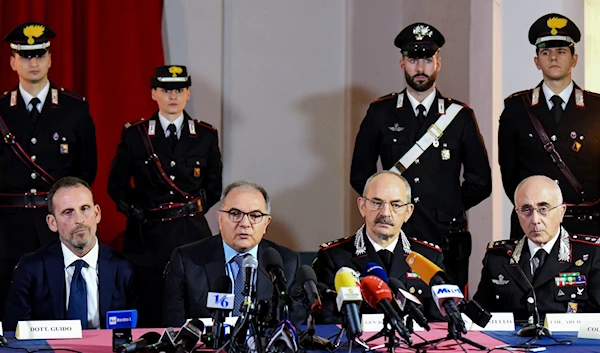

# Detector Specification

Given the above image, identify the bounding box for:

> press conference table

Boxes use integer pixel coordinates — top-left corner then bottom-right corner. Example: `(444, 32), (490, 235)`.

(1, 324), (599, 352)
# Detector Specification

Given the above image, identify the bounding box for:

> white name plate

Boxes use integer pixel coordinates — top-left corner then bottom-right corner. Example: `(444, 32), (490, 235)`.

(577, 315), (600, 339)
(361, 313), (423, 332)
(0, 321), (3, 336)
(16, 320), (82, 340)
(461, 312), (514, 331)
(197, 317), (240, 334)
(545, 313), (598, 332)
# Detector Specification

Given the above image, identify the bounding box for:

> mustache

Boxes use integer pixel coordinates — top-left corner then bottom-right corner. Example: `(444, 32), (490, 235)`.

(71, 225), (90, 234)
(375, 216), (395, 226)
(412, 73), (429, 80)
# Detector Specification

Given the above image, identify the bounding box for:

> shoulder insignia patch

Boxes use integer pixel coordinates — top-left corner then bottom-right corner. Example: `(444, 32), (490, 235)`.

(410, 237), (442, 252)
(487, 239), (518, 250)
(197, 120), (216, 132)
(124, 118), (147, 129)
(320, 237), (352, 250)
(570, 234), (600, 246)
(373, 92), (398, 103)
(60, 87), (86, 102)
(506, 88), (532, 100)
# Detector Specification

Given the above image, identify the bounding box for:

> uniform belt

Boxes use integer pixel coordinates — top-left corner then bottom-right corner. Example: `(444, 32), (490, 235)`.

(146, 198), (204, 222)
(0, 192), (48, 208)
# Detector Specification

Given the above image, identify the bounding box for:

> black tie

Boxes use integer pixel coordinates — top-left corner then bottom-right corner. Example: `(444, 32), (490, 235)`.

(550, 95), (564, 123)
(532, 249), (548, 277)
(66, 260), (88, 329)
(378, 249), (393, 272)
(29, 97), (40, 123)
(167, 123), (177, 149)
(416, 104), (426, 128)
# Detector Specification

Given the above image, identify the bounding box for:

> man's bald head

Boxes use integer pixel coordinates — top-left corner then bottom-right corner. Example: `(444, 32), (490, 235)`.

(514, 175), (563, 206)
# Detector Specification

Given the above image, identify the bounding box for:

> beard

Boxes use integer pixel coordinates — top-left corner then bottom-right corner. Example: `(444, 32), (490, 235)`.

(405, 71), (437, 92)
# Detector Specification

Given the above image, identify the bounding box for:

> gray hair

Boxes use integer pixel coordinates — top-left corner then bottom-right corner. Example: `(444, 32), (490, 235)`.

(221, 180), (271, 213)
(363, 170), (412, 203)
(48, 177), (94, 215)
(514, 175), (564, 205)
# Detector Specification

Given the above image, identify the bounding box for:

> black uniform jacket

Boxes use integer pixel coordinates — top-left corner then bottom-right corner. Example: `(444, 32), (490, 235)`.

(473, 231), (600, 322)
(350, 89), (491, 244)
(162, 235), (306, 327)
(313, 231), (446, 323)
(499, 82), (600, 237)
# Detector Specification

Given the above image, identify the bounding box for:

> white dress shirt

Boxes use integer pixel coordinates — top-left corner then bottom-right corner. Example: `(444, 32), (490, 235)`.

(542, 81), (573, 111)
(527, 228), (560, 274)
(62, 238), (100, 329)
(158, 113), (184, 139)
(19, 81), (50, 113)
(366, 232), (399, 253)
(406, 89), (437, 116)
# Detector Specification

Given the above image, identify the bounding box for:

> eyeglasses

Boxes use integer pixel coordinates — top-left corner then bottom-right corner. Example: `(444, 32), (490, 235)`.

(219, 209), (270, 224)
(515, 204), (562, 217)
(362, 197), (410, 213)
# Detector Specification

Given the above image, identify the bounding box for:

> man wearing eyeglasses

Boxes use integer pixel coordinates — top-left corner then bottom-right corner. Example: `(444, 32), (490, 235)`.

(162, 180), (305, 327)
(474, 175), (600, 320)
(314, 171), (445, 322)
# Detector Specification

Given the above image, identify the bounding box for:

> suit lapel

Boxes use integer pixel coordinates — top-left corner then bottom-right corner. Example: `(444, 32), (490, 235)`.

(350, 239), (382, 275)
(532, 83), (557, 132)
(98, 245), (117, 319)
(393, 90), (419, 138)
(173, 113), (195, 156)
(203, 237), (227, 291)
(45, 242), (66, 319)
(10, 89), (35, 131)
(533, 239), (570, 288)
(389, 240), (409, 279)
(257, 243), (274, 299)
(33, 85), (61, 134)
(503, 243), (532, 293)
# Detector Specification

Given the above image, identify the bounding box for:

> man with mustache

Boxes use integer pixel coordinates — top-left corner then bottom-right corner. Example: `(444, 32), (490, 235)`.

(474, 175), (600, 320)
(3, 177), (136, 330)
(314, 171), (445, 322)
(350, 23), (491, 294)
(499, 13), (600, 239)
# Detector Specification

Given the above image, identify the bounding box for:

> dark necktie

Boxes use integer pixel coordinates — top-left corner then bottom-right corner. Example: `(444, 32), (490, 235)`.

(532, 249), (548, 277)
(167, 123), (178, 149)
(67, 260), (88, 329)
(232, 254), (245, 316)
(416, 104), (426, 128)
(29, 97), (40, 123)
(550, 95), (564, 123)
(378, 249), (393, 272)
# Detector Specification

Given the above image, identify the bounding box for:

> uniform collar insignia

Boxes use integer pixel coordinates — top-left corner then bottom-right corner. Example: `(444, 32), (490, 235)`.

(511, 226), (570, 264)
(51, 88), (58, 105)
(188, 120), (196, 135)
(531, 87), (540, 106)
(353, 224), (411, 256)
(148, 120), (156, 136)
(10, 90), (17, 107)
(437, 98), (445, 115)
(396, 93), (404, 108)
(575, 88), (584, 108)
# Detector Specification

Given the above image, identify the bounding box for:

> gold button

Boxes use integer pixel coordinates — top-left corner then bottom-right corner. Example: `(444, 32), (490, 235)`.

(170, 161), (176, 167)
(31, 155), (37, 162)
(31, 173), (37, 179)
(31, 137), (37, 144)
(170, 175), (175, 181)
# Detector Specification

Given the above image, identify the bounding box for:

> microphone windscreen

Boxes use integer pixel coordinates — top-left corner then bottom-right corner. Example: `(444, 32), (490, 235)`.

(212, 275), (232, 293)
(139, 331), (161, 344)
(362, 262), (389, 284)
(296, 264), (317, 284)
(334, 268), (360, 292)
(242, 254), (258, 269)
(388, 277), (407, 292)
(189, 318), (205, 331)
(503, 244), (514, 257)
(405, 251), (442, 285)
(263, 248), (284, 271)
(360, 275), (393, 309)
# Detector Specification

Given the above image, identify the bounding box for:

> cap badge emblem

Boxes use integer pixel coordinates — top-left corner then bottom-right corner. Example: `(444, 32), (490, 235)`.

(168, 66), (183, 78)
(547, 17), (567, 35)
(413, 25), (433, 41)
(23, 24), (45, 45)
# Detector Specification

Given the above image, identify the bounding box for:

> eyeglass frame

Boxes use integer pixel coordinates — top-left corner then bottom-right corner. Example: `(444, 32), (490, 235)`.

(361, 196), (411, 213)
(515, 204), (563, 217)
(219, 208), (270, 224)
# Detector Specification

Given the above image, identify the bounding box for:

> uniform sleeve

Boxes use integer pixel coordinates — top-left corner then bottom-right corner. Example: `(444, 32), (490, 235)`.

(162, 247), (188, 327)
(459, 108), (492, 210)
(203, 129), (223, 210)
(498, 99), (520, 203)
(350, 104), (380, 195)
(107, 127), (135, 215)
(3, 262), (33, 331)
(472, 253), (493, 312)
(585, 247), (600, 312)
(312, 249), (340, 324)
(73, 102), (97, 185)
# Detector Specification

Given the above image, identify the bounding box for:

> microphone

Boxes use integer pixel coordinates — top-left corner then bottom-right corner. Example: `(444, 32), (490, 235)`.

(242, 255), (259, 313)
(360, 276), (412, 344)
(405, 252), (466, 333)
(148, 327), (178, 352)
(503, 244), (551, 338)
(118, 331), (160, 353)
(389, 278), (430, 331)
(334, 267), (363, 339)
(361, 262), (389, 283)
(296, 265), (322, 314)
(266, 319), (298, 353)
(208, 275), (233, 348)
(173, 319), (204, 353)
(264, 248), (292, 307)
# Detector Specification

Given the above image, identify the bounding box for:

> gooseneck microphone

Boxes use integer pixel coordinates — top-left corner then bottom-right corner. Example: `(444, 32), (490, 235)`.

(389, 277), (430, 331)
(503, 244), (551, 338)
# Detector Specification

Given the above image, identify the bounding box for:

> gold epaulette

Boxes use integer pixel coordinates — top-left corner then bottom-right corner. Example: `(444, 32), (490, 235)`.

(410, 237), (442, 252)
(320, 237), (352, 250)
(570, 234), (600, 246)
(486, 238), (519, 250)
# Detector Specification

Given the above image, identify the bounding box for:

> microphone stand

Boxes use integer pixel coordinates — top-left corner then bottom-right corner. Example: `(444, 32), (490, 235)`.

(413, 319), (487, 351)
(329, 327), (371, 353)
(364, 317), (405, 353)
(298, 314), (335, 351)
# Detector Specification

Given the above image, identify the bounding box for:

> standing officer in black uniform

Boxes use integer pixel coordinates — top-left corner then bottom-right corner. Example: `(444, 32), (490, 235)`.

(350, 23), (491, 293)
(0, 22), (97, 318)
(108, 65), (222, 327)
(499, 13), (600, 239)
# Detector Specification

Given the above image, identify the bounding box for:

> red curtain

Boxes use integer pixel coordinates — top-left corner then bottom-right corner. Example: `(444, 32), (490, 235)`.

(0, 0), (165, 248)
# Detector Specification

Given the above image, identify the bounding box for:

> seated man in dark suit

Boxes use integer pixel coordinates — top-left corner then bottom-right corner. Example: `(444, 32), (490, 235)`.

(162, 180), (305, 326)
(474, 175), (600, 321)
(3, 177), (137, 330)
(314, 171), (445, 322)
